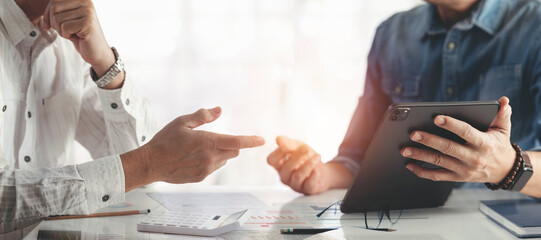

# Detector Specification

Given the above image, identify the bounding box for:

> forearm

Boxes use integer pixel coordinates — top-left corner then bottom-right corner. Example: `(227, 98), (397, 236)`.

(325, 161), (355, 189)
(120, 147), (154, 192)
(520, 151), (541, 198)
(90, 50), (125, 89)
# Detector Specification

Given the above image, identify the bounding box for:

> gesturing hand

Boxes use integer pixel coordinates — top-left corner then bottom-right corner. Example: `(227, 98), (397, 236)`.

(267, 136), (329, 195)
(42, 0), (115, 76)
(121, 107), (265, 190)
(401, 97), (516, 184)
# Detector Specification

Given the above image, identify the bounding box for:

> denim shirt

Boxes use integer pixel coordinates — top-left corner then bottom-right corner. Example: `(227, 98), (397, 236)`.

(333, 0), (541, 175)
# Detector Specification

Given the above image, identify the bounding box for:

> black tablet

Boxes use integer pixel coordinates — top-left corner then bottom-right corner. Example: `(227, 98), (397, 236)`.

(340, 100), (500, 213)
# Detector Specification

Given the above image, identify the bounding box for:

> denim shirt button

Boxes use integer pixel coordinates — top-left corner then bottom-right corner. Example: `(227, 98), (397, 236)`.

(446, 87), (455, 96)
(447, 42), (456, 51)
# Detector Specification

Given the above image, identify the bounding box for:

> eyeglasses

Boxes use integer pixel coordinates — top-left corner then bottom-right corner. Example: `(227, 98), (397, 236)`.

(316, 200), (402, 232)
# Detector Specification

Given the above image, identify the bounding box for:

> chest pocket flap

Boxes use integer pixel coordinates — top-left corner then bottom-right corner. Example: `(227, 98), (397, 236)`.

(382, 74), (421, 101)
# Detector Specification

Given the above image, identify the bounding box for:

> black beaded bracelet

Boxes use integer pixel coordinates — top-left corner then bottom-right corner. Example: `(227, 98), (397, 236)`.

(485, 143), (523, 191)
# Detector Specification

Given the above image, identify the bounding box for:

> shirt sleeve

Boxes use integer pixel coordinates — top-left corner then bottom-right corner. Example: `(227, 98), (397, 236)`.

(328, 24), (392, 175)
(75, 69), (158, 159)
(73, 67), (157, 209)
(0, 65), (156, 233)
(0, 155), (123, 233)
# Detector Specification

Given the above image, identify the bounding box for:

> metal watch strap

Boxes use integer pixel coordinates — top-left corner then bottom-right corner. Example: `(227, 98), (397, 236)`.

(90, 47), (124, 88)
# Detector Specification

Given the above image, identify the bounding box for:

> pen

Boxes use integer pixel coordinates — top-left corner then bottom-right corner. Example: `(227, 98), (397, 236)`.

(45, 209), (150, 220)
(369, 228), (396, 232)
(280, 228), (338, 234)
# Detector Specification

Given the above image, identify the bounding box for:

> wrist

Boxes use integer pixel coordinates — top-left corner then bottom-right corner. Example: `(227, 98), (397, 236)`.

(90, 47), (126, 89)
(325, 162), (355, 189)
(490, 145), (517, 184)
(120, 146), (154, 192)
(485, 143), (533, 191)
(90, 48), (116, 77)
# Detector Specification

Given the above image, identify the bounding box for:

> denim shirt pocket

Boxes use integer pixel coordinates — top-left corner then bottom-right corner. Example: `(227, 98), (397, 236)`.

(479, 64), (522, 101)
(382, 74), (421, 102)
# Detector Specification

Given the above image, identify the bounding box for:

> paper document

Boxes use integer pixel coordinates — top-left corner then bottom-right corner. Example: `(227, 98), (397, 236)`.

(147, 193), (426, 231)
(147, 192), (268, 210)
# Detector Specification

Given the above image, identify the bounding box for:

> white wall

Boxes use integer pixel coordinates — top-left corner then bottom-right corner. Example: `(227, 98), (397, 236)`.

(89, 0), (423, 186)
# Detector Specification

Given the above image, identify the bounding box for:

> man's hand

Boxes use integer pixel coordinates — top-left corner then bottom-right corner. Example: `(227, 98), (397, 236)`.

(42, 0), (122, 88)
(121, 107), (265, 191)
(401, 97), (516, 184)
(267, 136), (332, 195)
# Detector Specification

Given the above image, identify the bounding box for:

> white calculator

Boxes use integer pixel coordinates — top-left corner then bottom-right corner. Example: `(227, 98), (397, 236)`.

(137, 209), (251, 236)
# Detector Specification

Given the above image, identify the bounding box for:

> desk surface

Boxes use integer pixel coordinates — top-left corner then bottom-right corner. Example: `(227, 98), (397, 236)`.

(24, 183), (532, 240)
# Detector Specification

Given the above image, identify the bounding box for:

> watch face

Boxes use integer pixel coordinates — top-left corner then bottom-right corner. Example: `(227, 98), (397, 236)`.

(510, 168), (534, 191)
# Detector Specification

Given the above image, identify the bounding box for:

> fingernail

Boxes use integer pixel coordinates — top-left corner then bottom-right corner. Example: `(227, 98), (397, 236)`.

(211, 107), (221, 114)
(402, 148), (412, 157)
(406, 164), (414, 172)
(412, 132), (423, 141)
(435, 116), (445, 125)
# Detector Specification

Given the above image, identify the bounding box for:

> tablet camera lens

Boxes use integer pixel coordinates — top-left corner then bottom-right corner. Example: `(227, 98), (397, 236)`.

(391, 115), (398, 121)
(392, 109), (401, 115)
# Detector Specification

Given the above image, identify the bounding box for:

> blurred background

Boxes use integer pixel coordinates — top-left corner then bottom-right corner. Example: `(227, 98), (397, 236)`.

(84, 0), (422, 187)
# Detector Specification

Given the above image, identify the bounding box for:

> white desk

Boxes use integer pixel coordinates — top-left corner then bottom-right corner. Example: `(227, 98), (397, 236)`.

(23, 183), (532, 240)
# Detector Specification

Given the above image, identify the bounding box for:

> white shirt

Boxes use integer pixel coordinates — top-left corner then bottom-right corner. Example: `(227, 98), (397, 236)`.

(0, 0), (156, 233)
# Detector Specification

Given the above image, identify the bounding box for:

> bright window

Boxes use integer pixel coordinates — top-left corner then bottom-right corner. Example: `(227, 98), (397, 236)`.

(88, 0), (422, 186)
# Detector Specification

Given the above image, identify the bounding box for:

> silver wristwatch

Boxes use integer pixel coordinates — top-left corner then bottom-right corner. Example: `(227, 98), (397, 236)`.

(90, 47), (124, 88)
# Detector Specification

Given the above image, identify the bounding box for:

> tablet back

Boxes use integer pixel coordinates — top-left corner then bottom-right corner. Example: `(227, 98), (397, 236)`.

(340, 101), (500, 213)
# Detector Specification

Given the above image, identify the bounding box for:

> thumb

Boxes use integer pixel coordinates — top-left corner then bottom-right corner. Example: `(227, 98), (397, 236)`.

(490, 97), (512, 133)
(181, 107), (222, 129)
(276, 136), (305, 152)
(42, 2), (52, 30)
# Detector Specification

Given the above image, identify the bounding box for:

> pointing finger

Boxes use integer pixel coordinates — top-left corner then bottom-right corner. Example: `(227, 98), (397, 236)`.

(215, 134), (265, 150)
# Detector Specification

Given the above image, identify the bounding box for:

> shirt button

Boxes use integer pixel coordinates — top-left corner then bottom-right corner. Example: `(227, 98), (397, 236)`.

(27, 111), (32, 118)
(111, 103), (118, 109)
(141, 136), (146, 142)
(125, 99), (130, 105)
(446, 87), (455, 96)
(102, 195), (110, 202)
(394, 85), (403, 94)
(24, 156), (31, 162)
(29, 31), (37, 37)
(2, 105), (6, 112)
(447, 42), (456, 51)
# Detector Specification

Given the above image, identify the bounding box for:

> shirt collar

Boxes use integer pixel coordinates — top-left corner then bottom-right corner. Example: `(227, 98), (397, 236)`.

(422, 0), (505, 38)
(0, 0), (37, 46)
